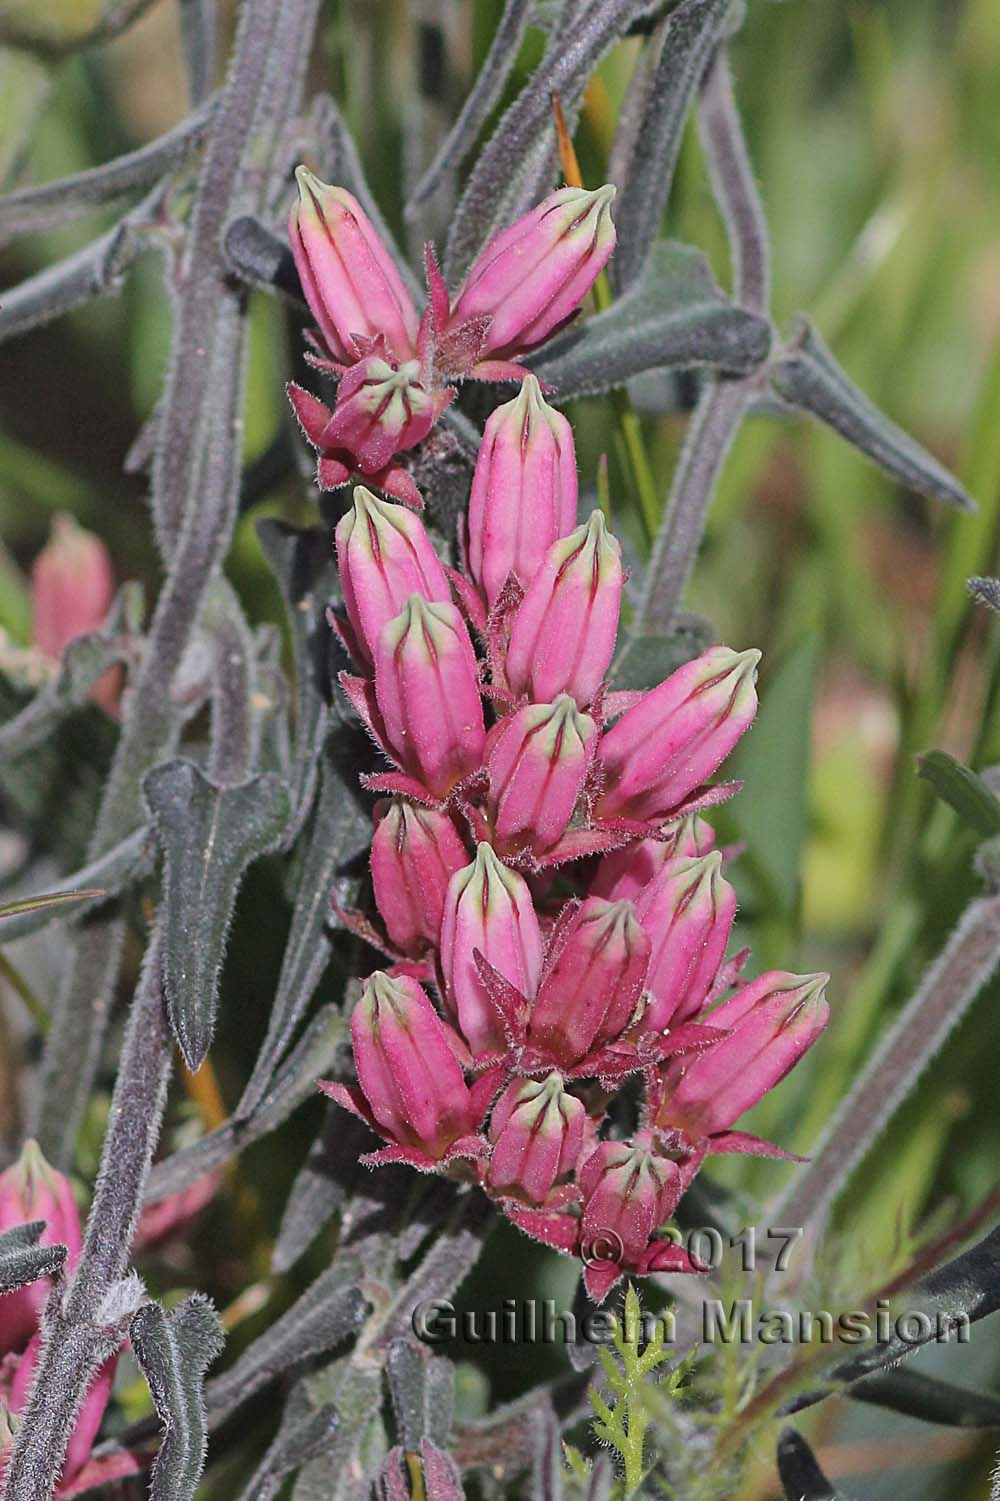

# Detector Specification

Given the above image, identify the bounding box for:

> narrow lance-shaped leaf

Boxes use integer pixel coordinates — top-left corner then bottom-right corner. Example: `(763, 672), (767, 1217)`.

(610, 0), (732, 292)
(785, 1222), (1000, 1412)
(130, 1296), (226, 1501)
(256, 521), (340, 843)
(444, 0), (662, 280)
(144, 758), (290, 1071)
(917, 750), (1000, 838)
(273, 1107), (371, 1275)
(405, 0), (534, 217)
(0, 99), (215, 246)
(771, 316), (974, 511)
(145, 1002), (344, 1202)
(848, 1366), (1000, 1430)
(776, 1428), (844, 1501)
(531, 241), (770, 398)
(239, 1395), (341, 1501)
(385, 1339), (456, 1451)
(206, 1274), (369, 1420)
(236, 733), (372, 1122)
(0, 1221), (67, 1293)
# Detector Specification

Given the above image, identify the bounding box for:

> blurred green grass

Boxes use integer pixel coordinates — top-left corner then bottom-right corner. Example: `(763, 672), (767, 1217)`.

(2, 1), (1000, 1493)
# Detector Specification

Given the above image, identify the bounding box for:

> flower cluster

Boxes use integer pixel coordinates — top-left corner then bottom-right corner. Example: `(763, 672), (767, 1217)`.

(301, 176), (831, 1301)
(0, 1144), (137, 1495)
(286, 171), (616, 507)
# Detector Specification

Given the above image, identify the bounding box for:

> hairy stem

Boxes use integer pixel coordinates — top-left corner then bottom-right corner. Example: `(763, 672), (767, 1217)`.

(770, 890), (1000, 1240)
(2, 933), (171, 1500)
(638, 46), (771, 632)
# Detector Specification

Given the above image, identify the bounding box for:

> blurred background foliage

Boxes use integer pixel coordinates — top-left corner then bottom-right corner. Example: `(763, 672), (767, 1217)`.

(2, 1), (1000, 1496)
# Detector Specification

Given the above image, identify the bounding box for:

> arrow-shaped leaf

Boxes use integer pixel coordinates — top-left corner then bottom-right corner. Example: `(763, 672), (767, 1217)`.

(144, 758), (290, 1070)
(532, 241), (770, 398)
(771, 317), (974, 511)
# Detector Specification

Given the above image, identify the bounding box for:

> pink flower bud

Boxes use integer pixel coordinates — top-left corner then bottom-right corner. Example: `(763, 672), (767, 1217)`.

(351, 972), (476, 1158)
(289, 168), (419, 363)
(31, 516), (114, 661)
(335, 486), (451, 669)
(370, 800), (469, 955)
(487, 1072), (584, 1205)
(321, 355), (446, 476)
(634, 852), (736, 1032)
(527, 897), (650, 1067)
(654, 971), (830, 1138)
(449, 186), (616, 360)
(487, 695), (596, 857)
(504, 511), (622, 708)
(579, 1131), (683, 1272)
(597, 646), (761, 822)
(589, 815), (716, 902)
(466, 375), (578, 608)
(8, 1335), (117, 1490)
(439, 844), (544, 1056)
(0, 1140), (81, 1355)
(373, 595), (486, 799)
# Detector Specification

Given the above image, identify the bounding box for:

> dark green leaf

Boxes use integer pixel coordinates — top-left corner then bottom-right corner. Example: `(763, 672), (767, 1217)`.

(256, 521), (339, 843)
(236, 734), (372, 1121)
(272, 1107), (371, 1274)
(917, 750), (1000, 837)
(130, 1295), (225, 1501)
(239, 1393), (341, 1501)
(771, 317), (974, 511)
(144, 758), (290, 1070)
(786, 1223), (1000, 1413)
(0, 1221), (67, 1293)
(727, 634), (819, 914)
(386, 1340), (455, 1451)
(611, 616), (715, 692)
(206, 1275), (368, 1420)
(610, 0), (732, 292)
(849, 1367), (1000, 1429)
(532, 242), (770, 398)
(776, 1428), (843, 1501)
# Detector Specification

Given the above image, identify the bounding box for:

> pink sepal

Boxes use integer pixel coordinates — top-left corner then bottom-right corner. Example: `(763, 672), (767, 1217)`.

(706, 1131), (805, 1161)
(317, 455), (353, 490)
(287, 381), (334, 445)
(583, 1260), (623, 1304)
(503, 1204), (580, 1255)
(637, 1240), (707, 1277)
(468, 358), (532, 384)
(338, 671), (386, 743)
(444, 565), (488, 637)
(59, 1452), (143, 1497)
(360, 771), (440, 805)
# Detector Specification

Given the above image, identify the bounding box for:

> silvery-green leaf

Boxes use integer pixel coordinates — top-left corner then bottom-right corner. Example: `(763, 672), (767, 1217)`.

(532, 242), (770, 398)
(771, 317), (974, 511)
